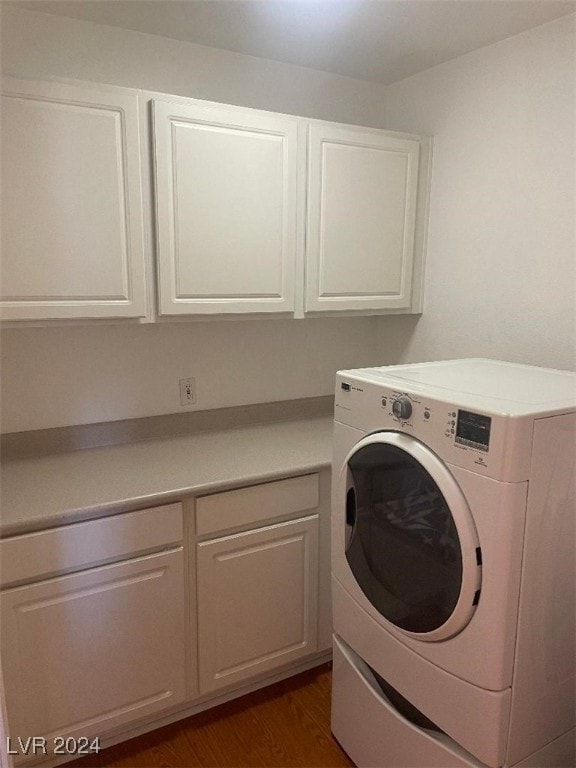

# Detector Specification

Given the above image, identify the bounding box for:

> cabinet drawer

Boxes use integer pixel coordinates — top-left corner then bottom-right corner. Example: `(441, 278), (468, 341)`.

(195, 474), (319, 536)
(0, 503), (183, 586)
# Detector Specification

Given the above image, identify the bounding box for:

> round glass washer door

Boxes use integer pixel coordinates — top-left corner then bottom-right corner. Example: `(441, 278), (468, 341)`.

(343, 431), (481, 642)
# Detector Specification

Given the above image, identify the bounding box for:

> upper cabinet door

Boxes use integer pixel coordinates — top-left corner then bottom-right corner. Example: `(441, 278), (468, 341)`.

(306, 124), (421, 313)
(0, 78), (148, 321)
(152, 99), (298, 315)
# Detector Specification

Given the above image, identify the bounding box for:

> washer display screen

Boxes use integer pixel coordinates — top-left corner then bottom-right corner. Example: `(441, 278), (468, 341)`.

(456, 410), (491, 451)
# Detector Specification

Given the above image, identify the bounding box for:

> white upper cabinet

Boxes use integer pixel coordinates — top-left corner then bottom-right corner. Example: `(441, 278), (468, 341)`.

(0, 78), (148, 321)
(1, 76), (428, 323)
(305, 124), (421, 313)
(152, 99), (299, 315)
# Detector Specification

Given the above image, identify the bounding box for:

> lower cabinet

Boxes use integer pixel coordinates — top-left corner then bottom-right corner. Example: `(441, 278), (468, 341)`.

(0, 472), (330, 765)
(196, 514), (319, 693)
(1, 550), (186, 744)
(0, 503), (187, 762)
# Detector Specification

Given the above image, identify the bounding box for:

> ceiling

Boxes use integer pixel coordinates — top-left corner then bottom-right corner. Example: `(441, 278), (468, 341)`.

(7, 0), (576, 85)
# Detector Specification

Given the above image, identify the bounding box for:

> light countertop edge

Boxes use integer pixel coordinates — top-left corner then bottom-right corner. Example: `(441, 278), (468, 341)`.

(0, 416), (334, 538)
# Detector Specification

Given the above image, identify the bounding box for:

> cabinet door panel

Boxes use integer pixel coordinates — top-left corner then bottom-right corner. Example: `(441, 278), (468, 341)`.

(153, 99), (298, 314)
(306, 124), (420, 312)
(0, 78), (147, 320)
(197, 515), (318, 693)
(1, 550), (186, 743)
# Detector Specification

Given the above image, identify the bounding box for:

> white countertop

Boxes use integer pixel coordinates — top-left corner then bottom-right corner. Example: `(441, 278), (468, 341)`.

(0, 416), (333, 537)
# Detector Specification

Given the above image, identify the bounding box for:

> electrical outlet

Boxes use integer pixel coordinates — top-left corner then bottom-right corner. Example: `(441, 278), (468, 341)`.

(179, 377), (196, 406)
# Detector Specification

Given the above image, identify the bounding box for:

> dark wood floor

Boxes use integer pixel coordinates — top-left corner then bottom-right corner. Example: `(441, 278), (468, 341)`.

(68, 664), (354, 768)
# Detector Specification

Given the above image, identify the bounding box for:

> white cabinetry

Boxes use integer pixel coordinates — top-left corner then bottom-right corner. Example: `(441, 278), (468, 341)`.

(0, 465), (333, 765)
(195, 475), (320, 693)
(305, 124), (421, 312)
(152, 98), (298, 315)
(0, 78), (148, 321)
(0, 504), (186, 755)
(151, 94), (429, 319)
(1, 75), (429, 322)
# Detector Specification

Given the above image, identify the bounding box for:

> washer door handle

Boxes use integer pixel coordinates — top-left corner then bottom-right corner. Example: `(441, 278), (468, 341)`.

(346, 486), (356, 529)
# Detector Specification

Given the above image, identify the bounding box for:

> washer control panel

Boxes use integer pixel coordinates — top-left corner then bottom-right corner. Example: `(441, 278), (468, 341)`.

(385, 391), (491, 452)
(338, 378), (494, 455)
(335, 371), (532, 481)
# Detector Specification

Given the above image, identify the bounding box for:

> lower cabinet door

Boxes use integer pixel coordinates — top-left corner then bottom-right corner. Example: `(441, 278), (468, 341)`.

(197, 515), (319, 693)
(1, 549), (186, 753)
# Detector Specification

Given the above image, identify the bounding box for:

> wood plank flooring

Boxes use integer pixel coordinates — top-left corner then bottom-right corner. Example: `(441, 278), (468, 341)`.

(68, 664), (354, 768)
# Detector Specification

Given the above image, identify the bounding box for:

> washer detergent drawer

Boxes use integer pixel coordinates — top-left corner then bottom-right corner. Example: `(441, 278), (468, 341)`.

(331, 636), (485, 768)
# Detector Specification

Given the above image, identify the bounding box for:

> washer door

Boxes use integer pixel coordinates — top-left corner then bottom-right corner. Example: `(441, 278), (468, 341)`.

(344, 432), (481, 641)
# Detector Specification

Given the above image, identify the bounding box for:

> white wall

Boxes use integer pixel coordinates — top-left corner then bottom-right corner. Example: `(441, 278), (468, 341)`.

(2, 8), (574, 433)
(386, 13), (576, 371)
(0, 5), (388, 126)
(0, 318), (407, 433)
(0, 6), (417, 433)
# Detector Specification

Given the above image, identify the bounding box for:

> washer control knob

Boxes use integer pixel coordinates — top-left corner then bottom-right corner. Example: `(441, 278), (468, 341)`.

(393, 396), (413, 420)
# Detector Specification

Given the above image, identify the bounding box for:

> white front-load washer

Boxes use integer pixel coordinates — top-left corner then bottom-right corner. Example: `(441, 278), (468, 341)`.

(330, 359), (575, 768)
